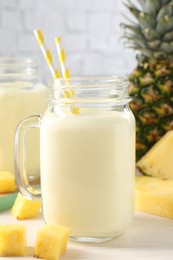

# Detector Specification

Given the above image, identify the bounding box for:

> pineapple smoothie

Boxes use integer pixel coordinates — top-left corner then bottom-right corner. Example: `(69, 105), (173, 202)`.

(40, 110), (135, 238)
(15, 76), (135, 241)
(0, 81), (47, 176)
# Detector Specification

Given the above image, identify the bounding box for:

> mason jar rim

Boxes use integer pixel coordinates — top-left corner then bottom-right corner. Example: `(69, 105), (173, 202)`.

(48, 75), (131, 108)
(0, 57), (40, 77)
(49, 75), (129, 87)
(0, 57), (38, 66)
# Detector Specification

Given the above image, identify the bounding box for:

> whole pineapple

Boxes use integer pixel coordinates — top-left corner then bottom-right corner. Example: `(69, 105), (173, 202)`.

(122, 0), (173, 161)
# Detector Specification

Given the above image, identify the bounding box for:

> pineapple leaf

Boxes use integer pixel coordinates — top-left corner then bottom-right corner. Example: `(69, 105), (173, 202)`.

(138, 0), (161, 15)
(156, 16), (173, 34)
(160, 0), (171, 5)
(123, 3), (141, 20)
(123, 36), (148, 49)
(122, 28), (147, 42)
(138, 0), (147, 10)
(159, 42), (173, 53)
(142, 28), (161, 40)
(147, 40), (161, 49)
(163, 30), (173, 41)
(124, 3), (156, 29)
(157, 2), (173, 19)
(121, 23), (142, 35)
(122, 0), (173, 59)
(122, 13), (139, 27)
(136, 48), (152, 57)
(125, 0), (139, 10)
(138, 12), (156, 29)
(127, 44), (153, 57)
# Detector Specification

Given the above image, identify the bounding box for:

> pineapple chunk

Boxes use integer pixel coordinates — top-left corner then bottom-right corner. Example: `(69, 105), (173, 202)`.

(34, 225), (69, 260)
(135, 176), (173, 218)
(137, 130), (173, 179)
(11, 192), (41, 220)
(0, 171), (16, 193)
(0, 225), (26, 256)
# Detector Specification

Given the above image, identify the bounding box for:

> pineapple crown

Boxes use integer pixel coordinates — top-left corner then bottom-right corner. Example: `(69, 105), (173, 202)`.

(121, 0), (173, 60)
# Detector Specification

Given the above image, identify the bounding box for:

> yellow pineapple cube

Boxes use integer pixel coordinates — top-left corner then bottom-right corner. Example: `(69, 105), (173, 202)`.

(137, 130), (173, 179)
(34, 225), (69, 260)
(0, 171), (16, 193)
(135, 176), (173, 218)
(11, 192), (41, 220)
(0, 225), (26, 256)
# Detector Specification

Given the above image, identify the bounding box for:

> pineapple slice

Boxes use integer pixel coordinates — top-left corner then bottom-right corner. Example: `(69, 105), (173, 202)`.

(137, 130), (173, 179)
(135, 176), (173, 218)
(0, 171), (16, 193)
(0, 225), (26, 256)
(34, 225), (69, 260)
(11, 192), (41, 220)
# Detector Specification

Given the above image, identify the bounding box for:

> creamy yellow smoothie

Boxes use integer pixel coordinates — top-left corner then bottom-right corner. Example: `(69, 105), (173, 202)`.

(0, 81), (47, 176)
(40, 110), (135, 238)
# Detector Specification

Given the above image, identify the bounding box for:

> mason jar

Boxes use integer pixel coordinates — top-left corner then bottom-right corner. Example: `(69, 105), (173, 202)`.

(0, 57), (47, 180)
(15, 76), (135, 242)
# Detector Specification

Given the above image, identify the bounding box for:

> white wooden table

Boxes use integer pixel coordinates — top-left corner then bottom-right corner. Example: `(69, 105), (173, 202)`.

(0, 210), (173, 260)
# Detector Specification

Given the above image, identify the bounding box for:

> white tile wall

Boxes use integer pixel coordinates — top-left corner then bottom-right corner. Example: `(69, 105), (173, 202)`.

(0, 0), (137, 83)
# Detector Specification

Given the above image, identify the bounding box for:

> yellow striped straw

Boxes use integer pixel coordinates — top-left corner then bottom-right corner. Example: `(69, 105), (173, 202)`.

(34, 29), (61, 78)
(55, 36), (79, 114)
(54, 37), (71, 78)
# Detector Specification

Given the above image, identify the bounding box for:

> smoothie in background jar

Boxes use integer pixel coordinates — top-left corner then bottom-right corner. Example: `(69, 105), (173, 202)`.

(0, 58), (47, 179)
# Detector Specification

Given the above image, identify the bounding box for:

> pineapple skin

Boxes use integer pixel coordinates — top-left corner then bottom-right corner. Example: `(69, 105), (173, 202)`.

(11, 192), (41, 220)
(129, 59), (173, 161)
(135, 176), (173, 219)
(34, 225), (69, 260)
(0, 171), (16, 193)
(0, 225), (26, 256)
(137, 130), (173, 179)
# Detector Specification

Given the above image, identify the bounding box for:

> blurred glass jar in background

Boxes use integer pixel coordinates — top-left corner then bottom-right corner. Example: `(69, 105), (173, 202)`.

(0, 58), (47, 180)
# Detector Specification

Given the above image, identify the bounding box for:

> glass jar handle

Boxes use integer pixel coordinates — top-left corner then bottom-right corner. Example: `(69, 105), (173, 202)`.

(14, 115), (41, 200)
